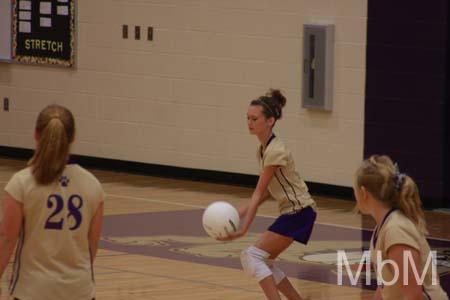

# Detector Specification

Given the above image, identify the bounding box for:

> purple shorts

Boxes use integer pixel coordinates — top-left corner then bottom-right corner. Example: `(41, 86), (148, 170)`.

(267, 206), (316, 245)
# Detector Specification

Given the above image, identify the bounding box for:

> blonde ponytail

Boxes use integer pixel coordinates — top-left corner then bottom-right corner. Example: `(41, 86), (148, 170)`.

(398, 176), (428, 234)
(28, 105), (75, 185)
(356, 155), (428, 234)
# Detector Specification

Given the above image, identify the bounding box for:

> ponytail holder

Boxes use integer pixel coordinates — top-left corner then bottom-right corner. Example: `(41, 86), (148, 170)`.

(394, 163), (405, 191)
(274, 107), (281, 119)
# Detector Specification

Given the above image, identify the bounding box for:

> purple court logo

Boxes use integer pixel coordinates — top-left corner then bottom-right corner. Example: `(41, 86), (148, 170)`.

(100, 210), (450, 294)
(337, 250), (438, 286)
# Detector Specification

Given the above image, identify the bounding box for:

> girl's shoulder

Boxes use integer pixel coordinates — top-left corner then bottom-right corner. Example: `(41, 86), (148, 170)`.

(383, 210), (423, 240)
(66, 164), (101, 184)
(266, 136), (288, 153)
(387, 210), (414, 226)
(10, 166), (33, 182)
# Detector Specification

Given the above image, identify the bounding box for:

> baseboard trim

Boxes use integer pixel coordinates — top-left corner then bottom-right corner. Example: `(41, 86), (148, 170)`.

(0, 145), (355, 201)
(1, 146), (446, 208)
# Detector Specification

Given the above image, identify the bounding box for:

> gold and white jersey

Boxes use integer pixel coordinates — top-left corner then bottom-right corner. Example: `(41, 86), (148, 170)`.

(257, 135), (316, 215)
(370, 210), (448, 300)
(4, 164), (104, 300)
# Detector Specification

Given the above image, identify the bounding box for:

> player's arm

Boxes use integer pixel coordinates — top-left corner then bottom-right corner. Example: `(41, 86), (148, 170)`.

(0, 193), (23, 278)
(238, 189), (270, 218)
(218, 166), (277, 241)
(88, 201), (104, 262)
(386, 244), (423, 300)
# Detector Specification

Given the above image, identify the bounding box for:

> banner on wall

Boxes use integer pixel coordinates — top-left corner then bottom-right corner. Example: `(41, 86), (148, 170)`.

(12, 0), (75, 67)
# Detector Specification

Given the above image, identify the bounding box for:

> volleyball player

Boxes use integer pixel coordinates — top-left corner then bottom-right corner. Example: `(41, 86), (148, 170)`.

(219, 89), (316, 300)
(354, 155), (448, 300)
(0, 105), (104, 300)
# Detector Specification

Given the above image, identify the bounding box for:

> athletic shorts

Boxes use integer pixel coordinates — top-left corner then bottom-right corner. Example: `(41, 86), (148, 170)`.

(267, 206), (316, 244)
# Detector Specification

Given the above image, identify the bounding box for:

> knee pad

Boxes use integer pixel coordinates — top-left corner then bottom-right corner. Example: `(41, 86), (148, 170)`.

(266, 260), (286, 285)
(240, 246), (272, 282)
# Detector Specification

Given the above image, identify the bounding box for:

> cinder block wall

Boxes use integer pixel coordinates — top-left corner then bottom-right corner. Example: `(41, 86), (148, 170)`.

(0, 0), (368, 187)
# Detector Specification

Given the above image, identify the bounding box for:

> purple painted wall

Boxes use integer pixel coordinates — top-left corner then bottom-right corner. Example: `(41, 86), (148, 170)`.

(365, 0), (449, 207)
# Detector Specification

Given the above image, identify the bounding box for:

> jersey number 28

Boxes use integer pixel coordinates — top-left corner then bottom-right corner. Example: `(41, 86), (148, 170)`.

(45, 194), (83, 230)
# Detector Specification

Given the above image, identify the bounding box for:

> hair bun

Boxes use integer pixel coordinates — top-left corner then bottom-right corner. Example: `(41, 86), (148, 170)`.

(267, 89), (286, 108)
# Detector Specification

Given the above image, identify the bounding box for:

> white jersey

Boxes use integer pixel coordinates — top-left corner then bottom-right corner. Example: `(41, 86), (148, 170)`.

(4, 164), (104, 300)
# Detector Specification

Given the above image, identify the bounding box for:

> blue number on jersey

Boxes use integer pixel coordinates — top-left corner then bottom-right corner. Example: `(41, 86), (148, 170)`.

(68, 195), (83, 230)
(45, 194), (84, 230)
(45, 194), (64, 230)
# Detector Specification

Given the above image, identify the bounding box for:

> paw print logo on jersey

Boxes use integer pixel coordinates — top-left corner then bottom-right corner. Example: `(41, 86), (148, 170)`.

(59, 176), (70, 187)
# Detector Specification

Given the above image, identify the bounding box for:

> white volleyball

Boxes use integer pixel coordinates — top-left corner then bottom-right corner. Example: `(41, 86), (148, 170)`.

(202, 201), (240, 239)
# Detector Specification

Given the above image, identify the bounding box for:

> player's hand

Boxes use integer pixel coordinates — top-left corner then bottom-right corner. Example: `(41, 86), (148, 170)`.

(216, 230), (245, 241)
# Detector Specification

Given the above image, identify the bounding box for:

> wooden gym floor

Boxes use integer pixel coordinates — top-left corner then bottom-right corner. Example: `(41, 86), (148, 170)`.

(0, 157), (449, 299)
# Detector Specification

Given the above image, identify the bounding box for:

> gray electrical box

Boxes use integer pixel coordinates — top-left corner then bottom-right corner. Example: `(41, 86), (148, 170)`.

(302, 24), (334, 111)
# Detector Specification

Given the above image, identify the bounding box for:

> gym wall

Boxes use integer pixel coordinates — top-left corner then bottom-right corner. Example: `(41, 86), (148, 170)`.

(0, 1), (367, 188)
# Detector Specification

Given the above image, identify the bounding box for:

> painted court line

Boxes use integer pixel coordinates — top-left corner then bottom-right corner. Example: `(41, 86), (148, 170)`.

(107, 193), (206, 210)
(97, 253), (130, 258)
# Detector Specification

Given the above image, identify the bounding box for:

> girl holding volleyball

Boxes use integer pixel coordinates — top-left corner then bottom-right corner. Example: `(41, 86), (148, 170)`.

(0, 105), (104, 300)
(219, 89), (316, 300)
(354, 155), (448, 300)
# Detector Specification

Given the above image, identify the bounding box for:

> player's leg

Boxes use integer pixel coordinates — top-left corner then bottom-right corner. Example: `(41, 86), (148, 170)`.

(276, 277), (306, 300)
(240, 231), (290, 300)
(240, 244), (278, 297)
(258, 275), (282, 300)
(255, 231), (306, 300)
